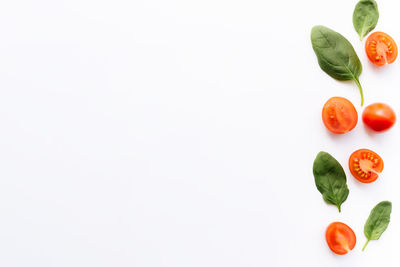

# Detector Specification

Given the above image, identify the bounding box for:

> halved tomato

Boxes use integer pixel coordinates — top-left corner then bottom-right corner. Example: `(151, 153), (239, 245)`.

(365, 32), (398, 66)
(326, 222), (356, 255)
(322, 97), (358, 134)
(349, 149), (384, 183)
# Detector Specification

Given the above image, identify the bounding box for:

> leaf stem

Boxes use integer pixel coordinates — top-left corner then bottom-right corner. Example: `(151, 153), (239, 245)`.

(354, 78), (364, 106)
(337, 205), (341, 213)
(362, 239), (370, 251)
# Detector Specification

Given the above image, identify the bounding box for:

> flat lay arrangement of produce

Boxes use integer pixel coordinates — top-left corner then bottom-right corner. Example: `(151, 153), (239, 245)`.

(311, 0), (396, 255)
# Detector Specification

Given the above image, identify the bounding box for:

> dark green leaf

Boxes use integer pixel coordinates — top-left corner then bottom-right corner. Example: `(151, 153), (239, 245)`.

(311, 25), (364, 106)
(363, 201), (392, 251)
(313, 151), (349, 212)
(353, 0), (379, 40)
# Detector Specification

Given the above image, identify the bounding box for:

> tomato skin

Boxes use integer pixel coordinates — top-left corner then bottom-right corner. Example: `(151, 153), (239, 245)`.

(362, 103), (396, 132)
(325, 222), (356, 255)
(322, 97), (358, 134)
(349, 149), (384, 183)
(365, 32), (398, 66)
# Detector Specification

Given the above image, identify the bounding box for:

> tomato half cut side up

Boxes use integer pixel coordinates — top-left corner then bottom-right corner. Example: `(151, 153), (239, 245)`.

(365, 32), (398, 66)
(349, 149), (384, 183)
(322, 97), (358, 134)
(326, 222), (356, 255)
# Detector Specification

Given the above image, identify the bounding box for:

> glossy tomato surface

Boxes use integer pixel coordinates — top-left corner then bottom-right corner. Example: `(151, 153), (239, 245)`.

(365, 32), (398, 66)
(322, 97), (358, 134)
(362, 103), (396, 132)
(325, 222), (356, 255)
(349, 149), (384, 183)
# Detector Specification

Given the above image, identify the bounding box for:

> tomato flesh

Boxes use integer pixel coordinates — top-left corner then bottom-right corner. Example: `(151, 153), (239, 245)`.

(322, 97), (358, 134)
(362, 103), (396, 132)
(349, 149), (383, 183)
(325, 222), (356, 255)
(365, 32), (398, 66)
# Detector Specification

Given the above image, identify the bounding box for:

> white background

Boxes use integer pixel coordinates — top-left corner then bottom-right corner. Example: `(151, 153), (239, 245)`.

(0, 0), (399, 266)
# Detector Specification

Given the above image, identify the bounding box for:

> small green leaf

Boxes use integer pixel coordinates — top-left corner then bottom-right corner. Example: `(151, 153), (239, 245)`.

(313, 152), (349, 212)
(363, 201), (392, 251)
(353, 0), (379, 40)
(311, 26), (364, 106)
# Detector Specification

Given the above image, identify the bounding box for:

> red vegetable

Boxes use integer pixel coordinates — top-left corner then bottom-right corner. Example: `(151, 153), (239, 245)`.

(349, 149), (383, 183)
(365, 32), (398, 66)
(326, 222), (356, 255)
(322, 97), (358, 134)
(362, 103), (396, 132)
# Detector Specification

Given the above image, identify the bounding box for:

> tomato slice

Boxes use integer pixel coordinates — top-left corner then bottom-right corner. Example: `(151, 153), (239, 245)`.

(362, 103), (396, 132)
(365, 32), (398, 66)
(322, 97), (358, 134)
(325, 222), (356, 255)
(349, 149), (384, 183)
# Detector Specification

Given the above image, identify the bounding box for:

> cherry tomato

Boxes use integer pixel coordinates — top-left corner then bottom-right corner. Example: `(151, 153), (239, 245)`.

(325, 222), (356, 255)
(322, 97), (358, 134)
(349, 149), (383, 183)
(362, 103), (396, 132)
(365, 32), (398, 66)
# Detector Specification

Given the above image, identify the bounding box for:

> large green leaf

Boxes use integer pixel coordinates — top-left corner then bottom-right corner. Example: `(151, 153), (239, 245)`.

(311, 25), (364, 106)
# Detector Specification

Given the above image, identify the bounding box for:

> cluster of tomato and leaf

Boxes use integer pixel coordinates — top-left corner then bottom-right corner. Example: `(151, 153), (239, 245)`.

(314, 152), (391, 254)
(310, 0), (396, 256)
(311, 0), (397, 106)
(325, 202), (391, 255)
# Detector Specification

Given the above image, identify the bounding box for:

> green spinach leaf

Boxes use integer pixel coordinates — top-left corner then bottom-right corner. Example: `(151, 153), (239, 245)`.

(363, 200), (392, 251)
(313, 151), (349, 212)
(353, 0), (379, 40)
(311, 25), (364, 106)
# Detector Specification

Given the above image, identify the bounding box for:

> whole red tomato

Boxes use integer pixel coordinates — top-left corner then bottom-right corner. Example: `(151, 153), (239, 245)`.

(362, 103), (396, 132)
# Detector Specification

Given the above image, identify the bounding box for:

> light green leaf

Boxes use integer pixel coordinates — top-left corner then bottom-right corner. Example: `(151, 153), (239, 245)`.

(363, 201), (392, 251)
(353, 0), (379, 40)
